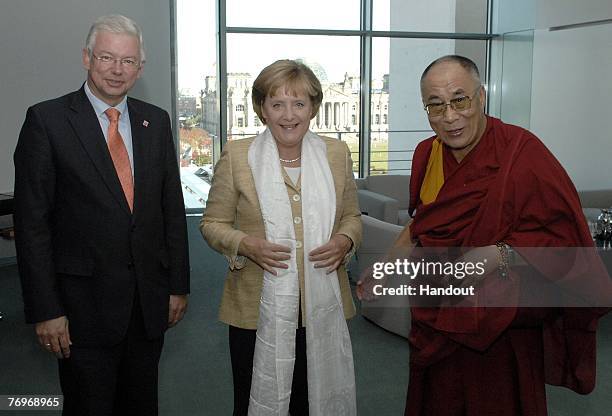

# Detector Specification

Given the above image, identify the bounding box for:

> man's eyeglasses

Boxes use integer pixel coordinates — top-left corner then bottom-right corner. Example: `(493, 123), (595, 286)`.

(92, 53), (141, 69)
(424, 87), (481, 118)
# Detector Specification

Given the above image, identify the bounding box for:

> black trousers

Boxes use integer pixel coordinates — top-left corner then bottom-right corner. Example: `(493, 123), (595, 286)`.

(229, 325), (308, 416)
(58, 291), (164, 416)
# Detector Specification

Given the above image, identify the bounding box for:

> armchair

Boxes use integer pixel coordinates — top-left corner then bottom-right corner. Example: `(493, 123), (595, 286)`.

(355, 174), (411, 225)
(578, 189), (612, 223)
(355, 214), (411, 338)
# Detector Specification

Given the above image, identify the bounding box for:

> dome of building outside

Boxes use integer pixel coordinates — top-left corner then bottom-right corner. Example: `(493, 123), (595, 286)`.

(295, 58), (328, 84)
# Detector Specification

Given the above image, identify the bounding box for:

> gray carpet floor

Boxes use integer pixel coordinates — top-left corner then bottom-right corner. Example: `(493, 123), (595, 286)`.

(0, 216), (610, 415)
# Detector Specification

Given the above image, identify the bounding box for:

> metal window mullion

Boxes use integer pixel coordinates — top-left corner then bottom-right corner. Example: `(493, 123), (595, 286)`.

(225, 26), (496, 40)
(370, 30), (497, 39)
(359, 0), (373, 178)
(217, 0), (227, 159)
(226, 26), (363, 36)
(549, 18), (612, 31)
(169, 0), (179, 157)
(485, 0), (493, 114)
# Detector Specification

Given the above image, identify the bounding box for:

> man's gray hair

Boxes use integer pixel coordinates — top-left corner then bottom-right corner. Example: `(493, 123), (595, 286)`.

(86, 14), (145, 62)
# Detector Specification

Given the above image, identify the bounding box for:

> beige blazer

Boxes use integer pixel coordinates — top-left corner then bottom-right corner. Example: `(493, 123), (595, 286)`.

(200, 135), (362, 329)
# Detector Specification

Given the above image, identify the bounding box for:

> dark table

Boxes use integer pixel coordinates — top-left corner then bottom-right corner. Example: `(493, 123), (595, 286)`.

(0, 192), (14, 320)
(0, 193), (14, 216)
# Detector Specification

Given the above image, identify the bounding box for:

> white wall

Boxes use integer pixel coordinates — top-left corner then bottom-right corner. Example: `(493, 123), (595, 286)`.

(530, 22), (612, 191)
(388, 0), (456, 175)
(490, 0), (612, 191)
(536, 0), (612, 29)
(488, 0), (536, 123)
(491, 0), (536, 34)
(455, 0), (487, 68)
(0, 0), (173, 193)
(529, 0), (612, 190)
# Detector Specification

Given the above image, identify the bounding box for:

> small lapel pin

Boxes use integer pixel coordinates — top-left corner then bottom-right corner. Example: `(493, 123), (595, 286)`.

(142, 120), (149, 127)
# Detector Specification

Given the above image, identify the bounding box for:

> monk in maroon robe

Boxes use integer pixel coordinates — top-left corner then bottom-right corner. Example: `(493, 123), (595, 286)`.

(359, 55), (611, 416)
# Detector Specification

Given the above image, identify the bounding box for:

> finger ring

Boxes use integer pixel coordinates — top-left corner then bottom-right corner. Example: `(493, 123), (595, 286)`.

(45, 343), (51, 347)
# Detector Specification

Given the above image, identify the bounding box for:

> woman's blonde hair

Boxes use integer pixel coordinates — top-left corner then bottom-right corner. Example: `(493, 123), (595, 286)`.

(252, 59), (323, 124)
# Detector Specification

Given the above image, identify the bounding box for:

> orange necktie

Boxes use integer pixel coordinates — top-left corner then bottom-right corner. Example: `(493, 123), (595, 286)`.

(105, 108), (134, 211)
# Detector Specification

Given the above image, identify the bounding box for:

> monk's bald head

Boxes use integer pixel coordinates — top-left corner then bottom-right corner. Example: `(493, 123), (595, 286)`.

(420, 55), (481, 91)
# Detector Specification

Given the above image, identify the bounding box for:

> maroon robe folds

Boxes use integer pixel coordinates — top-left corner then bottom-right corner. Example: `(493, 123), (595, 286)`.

(404, 116), (610, 415)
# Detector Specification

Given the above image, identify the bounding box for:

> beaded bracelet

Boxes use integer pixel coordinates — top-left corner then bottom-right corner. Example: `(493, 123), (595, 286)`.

(496, 242), (509, 278)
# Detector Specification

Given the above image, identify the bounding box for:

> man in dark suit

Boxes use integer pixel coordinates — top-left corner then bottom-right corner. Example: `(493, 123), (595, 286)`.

(13, 14), (190, 416)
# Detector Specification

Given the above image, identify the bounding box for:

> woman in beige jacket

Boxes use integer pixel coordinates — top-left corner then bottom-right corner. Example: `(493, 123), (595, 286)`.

(201, 59), (361, 416)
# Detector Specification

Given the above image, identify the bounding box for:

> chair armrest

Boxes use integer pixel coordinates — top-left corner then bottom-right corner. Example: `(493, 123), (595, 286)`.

(578, 190), (612, 208)
(356, 215), (410, 338)
(354, 178), (366, 190)
(583, 208), (601, 223)
(357, 189), (399, 224)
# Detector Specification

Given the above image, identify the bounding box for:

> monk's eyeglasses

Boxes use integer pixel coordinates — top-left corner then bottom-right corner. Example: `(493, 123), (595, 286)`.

(424, 86), (482, 118)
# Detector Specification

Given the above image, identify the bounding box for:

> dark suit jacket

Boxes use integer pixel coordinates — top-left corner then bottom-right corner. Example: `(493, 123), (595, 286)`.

(14, 86), (190, 346)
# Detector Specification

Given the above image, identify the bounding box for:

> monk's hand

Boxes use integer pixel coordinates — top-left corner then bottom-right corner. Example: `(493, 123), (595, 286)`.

(239, 235), (291, 276)
(309, 234), (352, 274)
(36, 316), (71, 359)
(356, 264), (383, 301)
(168, 294), (188, 328)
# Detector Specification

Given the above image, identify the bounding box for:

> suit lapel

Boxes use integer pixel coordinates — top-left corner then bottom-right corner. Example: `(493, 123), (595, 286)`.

(127, 99), (151, 216)
(68, 88), (132, 215)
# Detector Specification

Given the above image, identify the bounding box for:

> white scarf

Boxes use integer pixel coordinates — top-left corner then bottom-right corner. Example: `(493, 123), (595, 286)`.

(247, 129), (356, 416)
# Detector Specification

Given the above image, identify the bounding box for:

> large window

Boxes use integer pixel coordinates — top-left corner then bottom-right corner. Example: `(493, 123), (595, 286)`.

(226, 0), (360, 30)
(175, 0), (493, 209)
(176, 0), (217, 211)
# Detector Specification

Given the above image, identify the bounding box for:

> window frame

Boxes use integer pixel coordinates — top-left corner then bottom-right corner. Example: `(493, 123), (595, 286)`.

(172, 0), (497, 179)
